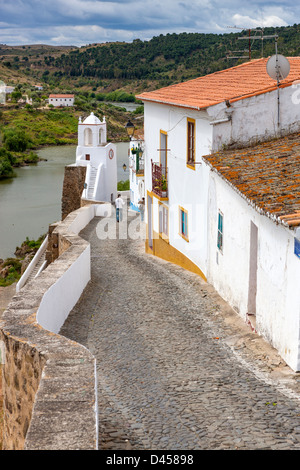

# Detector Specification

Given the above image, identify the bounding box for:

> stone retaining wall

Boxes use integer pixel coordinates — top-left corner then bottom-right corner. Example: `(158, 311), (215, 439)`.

(61, 165), (87, 221)
(0, 206), (98, 450)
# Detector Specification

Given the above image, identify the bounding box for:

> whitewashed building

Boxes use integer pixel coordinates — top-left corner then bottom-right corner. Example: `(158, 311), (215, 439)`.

(75, 112), (117, 203)
(129, 137), (145, 212)
(49, 94), (74, 107)
(203, 135), (300, 372)
(137, 57), (300, 371)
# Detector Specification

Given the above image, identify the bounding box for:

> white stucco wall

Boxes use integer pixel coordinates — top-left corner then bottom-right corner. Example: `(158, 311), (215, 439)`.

(206, 169), (300, 371)
(49, 97), (74, 107)
(36, 244), (91, 334)
(208, 84), (300, 151)
(144, 102), (213, 274)
(36, 206), (98, 334)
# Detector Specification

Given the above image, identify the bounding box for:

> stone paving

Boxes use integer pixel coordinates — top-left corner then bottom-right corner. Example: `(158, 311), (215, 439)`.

(60, 210), (300, 450)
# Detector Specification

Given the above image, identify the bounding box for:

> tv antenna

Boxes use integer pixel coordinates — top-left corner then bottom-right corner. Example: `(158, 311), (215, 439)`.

(226, 26), (278, 60)
(266, 35), (290, 129)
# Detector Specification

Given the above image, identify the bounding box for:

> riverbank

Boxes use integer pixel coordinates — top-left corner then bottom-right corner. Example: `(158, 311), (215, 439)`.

(0, 237), (45, 287)
(0, 103), (142, 149)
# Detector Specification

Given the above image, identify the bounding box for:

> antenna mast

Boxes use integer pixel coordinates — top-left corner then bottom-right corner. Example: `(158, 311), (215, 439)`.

(226, 26), (278, 60)
(266, 36), (290, 129)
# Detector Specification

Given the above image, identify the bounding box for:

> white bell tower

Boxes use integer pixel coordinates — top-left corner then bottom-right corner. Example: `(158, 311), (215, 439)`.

(77, 112), (107, 147)
(75, 112), (117, 202)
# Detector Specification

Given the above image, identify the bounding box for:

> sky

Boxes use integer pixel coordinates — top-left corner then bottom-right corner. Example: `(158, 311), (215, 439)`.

(0, 0), (299, 46)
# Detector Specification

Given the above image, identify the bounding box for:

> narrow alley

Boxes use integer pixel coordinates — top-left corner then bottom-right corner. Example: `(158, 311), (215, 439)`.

(60, 211), (300, 450)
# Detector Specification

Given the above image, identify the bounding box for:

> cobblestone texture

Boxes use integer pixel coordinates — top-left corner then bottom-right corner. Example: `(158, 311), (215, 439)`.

(60, 211), (300, 450)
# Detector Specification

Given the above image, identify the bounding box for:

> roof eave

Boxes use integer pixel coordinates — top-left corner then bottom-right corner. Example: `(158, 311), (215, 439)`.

(202, 156), (300, 230)
(136, 96), (209, 111)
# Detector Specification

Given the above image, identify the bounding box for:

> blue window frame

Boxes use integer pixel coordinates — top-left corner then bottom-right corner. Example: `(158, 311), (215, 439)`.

(217, 211), (223, 251)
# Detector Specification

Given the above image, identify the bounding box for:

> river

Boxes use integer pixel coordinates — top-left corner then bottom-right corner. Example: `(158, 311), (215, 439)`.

(0, 142), (130, 259)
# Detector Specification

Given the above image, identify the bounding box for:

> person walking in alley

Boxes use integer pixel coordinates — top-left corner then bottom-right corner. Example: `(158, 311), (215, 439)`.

(115, 194), (125, 222)
(138, 197), (145, 222)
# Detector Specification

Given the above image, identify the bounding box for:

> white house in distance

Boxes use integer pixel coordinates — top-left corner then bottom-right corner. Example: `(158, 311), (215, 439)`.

(49, 94), (74, 107)
(75, 112), (117, 203)
(0, 84), (14, 104)
(137, 56), (300, 371)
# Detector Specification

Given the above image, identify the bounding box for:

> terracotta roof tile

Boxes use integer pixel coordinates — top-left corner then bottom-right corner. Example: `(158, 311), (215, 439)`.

(49, 94), (74, 98)
(202, 132), (300, 228)
(137, 57), (300, 110)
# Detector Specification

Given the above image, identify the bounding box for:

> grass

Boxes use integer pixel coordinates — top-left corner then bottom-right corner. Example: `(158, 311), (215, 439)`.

(0, 103), (141, 149)
(0, 236), (45, 287)
(0, 107), (79, 148)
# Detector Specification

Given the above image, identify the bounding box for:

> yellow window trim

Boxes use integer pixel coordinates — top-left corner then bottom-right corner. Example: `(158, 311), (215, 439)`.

(159, 201), (169, 243)
(179, 206), (189, 242)
(186, 118), (196, 170)
(148, 190), (168, 202)
(146, 190), (154, 252)
(160, 130), (168, 167)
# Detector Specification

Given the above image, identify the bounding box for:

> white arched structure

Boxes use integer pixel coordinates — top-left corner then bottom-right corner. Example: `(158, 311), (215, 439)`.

(75, 112), (117, 203)
(84, 128), (93, 146)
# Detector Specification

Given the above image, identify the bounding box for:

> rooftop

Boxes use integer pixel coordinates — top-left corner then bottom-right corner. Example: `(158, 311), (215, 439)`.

(137, 57), (300, 110)
(202, 132), (300, 228)
(49, 94), (74, 98)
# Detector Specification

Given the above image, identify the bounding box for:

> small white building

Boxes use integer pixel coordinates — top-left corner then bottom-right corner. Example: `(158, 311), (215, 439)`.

(137, 56), (300, 371)
(75, 112), (117, 203)
(49, 94), (74, 107)
(0, 84), (14, 104)
(203, 135), (300, 372)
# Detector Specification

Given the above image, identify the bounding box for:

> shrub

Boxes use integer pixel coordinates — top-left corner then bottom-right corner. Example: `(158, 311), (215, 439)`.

(3, 128), (29, 152)
(117, 179), (130, 191)
(0, 147), (15, 178)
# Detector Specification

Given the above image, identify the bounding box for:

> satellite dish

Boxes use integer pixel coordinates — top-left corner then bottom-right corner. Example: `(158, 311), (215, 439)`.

(266, 54), (290, 81)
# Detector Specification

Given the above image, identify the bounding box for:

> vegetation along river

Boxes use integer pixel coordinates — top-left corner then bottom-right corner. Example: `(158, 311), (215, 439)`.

(0, 142), (130, 259)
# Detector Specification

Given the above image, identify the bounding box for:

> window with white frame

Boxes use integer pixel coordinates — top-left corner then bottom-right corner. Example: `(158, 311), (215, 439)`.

(159, 203), (169, 240)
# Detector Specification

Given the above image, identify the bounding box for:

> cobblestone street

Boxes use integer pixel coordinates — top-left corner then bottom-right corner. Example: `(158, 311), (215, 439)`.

(60, 211), (300, 450)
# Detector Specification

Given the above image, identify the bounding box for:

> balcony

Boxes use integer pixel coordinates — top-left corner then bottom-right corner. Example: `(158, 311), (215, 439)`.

(152, 160), (168, 199)
(135, 154), (144, 176)
(131, 145), (144, 176)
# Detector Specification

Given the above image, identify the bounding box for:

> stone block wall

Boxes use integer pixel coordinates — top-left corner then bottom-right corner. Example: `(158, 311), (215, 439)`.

(0, 207), (98, 450)
(61, 165), (87, 220)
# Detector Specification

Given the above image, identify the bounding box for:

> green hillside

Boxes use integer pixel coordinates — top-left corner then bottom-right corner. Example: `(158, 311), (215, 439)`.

(1, 24), (300, 93)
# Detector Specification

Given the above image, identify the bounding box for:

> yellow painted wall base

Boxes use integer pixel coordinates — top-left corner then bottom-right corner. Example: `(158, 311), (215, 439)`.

(145, 229), (207, 282)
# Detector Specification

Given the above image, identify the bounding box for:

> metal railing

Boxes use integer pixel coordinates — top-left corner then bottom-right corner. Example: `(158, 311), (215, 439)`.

(151, 160), (168, 198)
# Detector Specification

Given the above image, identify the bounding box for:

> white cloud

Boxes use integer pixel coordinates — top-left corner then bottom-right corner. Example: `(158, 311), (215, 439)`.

(232, 13), (288, 29)
(0, 0), (299, 45)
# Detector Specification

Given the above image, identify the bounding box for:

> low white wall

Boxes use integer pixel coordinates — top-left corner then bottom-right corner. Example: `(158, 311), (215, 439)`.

(67, 203), (95, 234)
(36, 244), (91, 334)
(36, 205), (98, 334)
(1, 203), (99, 450)
(16, 235), (49, 292)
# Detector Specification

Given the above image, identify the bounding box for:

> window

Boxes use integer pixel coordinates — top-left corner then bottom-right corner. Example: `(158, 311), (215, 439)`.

(160, 130), (168, 176)
(217, 211), (223, 252)
(187, 118), (195, 168)
(159, 203), (169, 241)
(179, 206), (189, 241)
